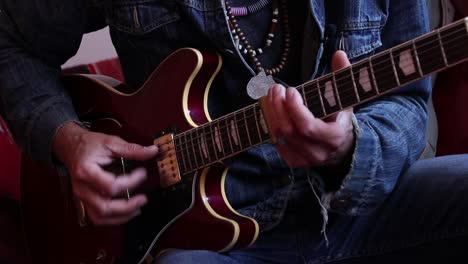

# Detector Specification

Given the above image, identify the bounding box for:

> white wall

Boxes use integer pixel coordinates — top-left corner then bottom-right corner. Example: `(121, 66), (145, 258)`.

(62, 27), (117, 68)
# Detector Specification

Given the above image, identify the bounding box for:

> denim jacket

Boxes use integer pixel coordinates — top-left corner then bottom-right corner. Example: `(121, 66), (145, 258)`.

(0, 0), (430, 231)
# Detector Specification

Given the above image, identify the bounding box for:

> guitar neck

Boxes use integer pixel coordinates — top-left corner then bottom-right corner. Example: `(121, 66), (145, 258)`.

(174, 17), (468, 175)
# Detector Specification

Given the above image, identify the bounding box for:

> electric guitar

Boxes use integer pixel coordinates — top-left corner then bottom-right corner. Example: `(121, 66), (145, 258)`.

(21, 17), (468, 264)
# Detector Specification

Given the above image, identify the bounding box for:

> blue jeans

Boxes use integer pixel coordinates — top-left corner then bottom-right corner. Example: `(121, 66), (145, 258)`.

(156, 154), (468, 263)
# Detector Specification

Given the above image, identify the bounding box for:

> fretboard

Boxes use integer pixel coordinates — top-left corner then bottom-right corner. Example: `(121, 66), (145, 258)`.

(174, 17), (468, 175)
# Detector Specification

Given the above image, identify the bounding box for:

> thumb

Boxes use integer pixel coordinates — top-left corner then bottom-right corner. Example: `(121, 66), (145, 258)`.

(109, 138), (159, 160)
(332, 50), (351, 71)
(336, 109), (353, 127)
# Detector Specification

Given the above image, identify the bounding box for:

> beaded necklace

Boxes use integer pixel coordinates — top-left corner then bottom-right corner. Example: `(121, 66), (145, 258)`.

(229, 0), (271, 17)
(226, 0), (290, 76)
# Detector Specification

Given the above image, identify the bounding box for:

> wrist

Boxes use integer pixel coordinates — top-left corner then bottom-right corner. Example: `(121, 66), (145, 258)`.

(52, 121), (87, 164)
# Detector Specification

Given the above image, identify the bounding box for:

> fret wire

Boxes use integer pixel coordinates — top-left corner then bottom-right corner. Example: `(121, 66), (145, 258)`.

(218, 119), (227, 156)
(185, 133), (198, 168)
(245, 107), (261, 145)
(300, 85), (308, 108)
(303, 25), (467, 104)
(335, 68), (358, 108)
(437, 29), (449, 66)
(176, 49), (464, 167)
(187, 132), (196, 168)
(442, 44), (468, 66)
(188, 132), (197, 169)
(331, 73), (343, 109)
(173, 24), (468, 161)
(320, 79), (334, 114)
(236, 111), (251, 149)
(232, 112), (243, 149)
(316, 81), (326, 115)
(412, 40), (424, 77)
(349, 65), (360, 102)
(374, 52), (396, 92)
(201, 127), (213, 163)
(215, 121), (226, 158)
(304, 84), (325, 117)
(227, 114), (242, 152)
(182, 133), (193, 171)
(175, 137), (187, 174)
(441, 25), (468, 65)
(195, 129), (206, 164)
(242, 109), (252, 147)
(368, 57), (380, 94)
(418, 32), (466, 56)
(416, 21), (465, 52)
(301, 27), (467, 101)
(208, 124), (219, 161)
(190, 130), (201, 168)
(417, 32), (446, 75)
(353, 61), (378, 101)
(188, 132), (199, 169)
(222, 117), (234, 156)
(252, 106), (264, 142)
(372, 70), (402, 92)
(389, 48), (401, 87)
(340, 27), (465, 89)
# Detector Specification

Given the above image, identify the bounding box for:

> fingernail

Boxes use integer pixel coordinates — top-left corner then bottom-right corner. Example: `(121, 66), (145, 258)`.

(145, 145), (158, 151)
(286, 88), (295, 99)
(337, 112), (349, 126)
(138, 197), (148, 207)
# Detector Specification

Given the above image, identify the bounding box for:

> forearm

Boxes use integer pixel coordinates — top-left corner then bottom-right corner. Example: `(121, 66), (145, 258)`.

(0, 45), (79, 163)
(319, 0), (432, 215)
(321, 90), (429, 215)
(0, 1), (84, 163)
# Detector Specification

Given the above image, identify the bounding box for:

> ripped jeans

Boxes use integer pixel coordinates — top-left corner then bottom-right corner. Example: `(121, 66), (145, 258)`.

(156, 154), (468, 263)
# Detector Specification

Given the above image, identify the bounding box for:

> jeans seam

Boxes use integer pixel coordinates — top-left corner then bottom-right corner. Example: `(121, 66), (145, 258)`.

(320, 228), (468, 263)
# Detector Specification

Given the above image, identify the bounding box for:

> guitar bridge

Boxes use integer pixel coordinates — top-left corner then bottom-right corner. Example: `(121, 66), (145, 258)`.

(154, 133), (182, 188)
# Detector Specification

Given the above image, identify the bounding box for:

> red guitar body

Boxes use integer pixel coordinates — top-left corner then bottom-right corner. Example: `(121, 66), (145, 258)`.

(21, 48), (259, 264)
(19, 17), (468, 264)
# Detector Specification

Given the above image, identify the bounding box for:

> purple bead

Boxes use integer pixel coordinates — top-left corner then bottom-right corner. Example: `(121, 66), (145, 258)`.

(231, 7), (248, 17)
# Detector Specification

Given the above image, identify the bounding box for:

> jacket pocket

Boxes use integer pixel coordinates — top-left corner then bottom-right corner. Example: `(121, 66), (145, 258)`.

(339, 20), (385, 60)
(106, 0), (180, 35)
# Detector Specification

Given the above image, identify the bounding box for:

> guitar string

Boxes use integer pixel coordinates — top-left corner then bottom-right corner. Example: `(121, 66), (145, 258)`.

(115, 22), (468, 172)
(172, 27), (467, 153)
(174, 22), (467, 141)
(300, 26), (468, 101)
(156, 25), (468, 167)
(297, 21), (467, 98)
(166, 29), (466, 170)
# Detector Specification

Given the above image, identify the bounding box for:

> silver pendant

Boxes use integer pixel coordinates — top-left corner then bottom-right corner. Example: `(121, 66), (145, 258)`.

(246, 71), (276, 99)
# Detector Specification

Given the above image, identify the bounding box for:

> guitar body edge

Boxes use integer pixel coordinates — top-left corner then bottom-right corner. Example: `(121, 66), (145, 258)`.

(21, 48), (259, 264)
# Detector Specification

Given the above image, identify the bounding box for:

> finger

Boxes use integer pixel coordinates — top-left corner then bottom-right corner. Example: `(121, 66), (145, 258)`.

(332, 50), (351, 71)
(270, 85), (294, 138)
(90, 195), (147, 220)
(284, 88), (328, 139)
(107, 137), (158, 161)
(112, 167), (147, 197)
(280, 134), (329, 166)
(266, 86), (280, 139)
(325, 50), (351, 124)
(89, 209), (142, 226)
(74, 163), (117, 197)
(275, 143), (309, 168)
(77, 183), (147, 223)
(336, 108), (354, 128)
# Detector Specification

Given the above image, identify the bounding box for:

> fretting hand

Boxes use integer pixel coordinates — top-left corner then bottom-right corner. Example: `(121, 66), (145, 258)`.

(266, 51), (355, 168)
